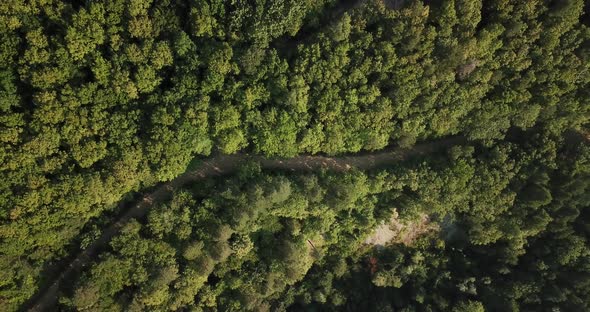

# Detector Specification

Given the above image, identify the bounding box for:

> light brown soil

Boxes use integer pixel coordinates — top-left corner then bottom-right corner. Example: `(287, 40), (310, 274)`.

(26, 136), (465, 311)
(365, 211), (438, 247)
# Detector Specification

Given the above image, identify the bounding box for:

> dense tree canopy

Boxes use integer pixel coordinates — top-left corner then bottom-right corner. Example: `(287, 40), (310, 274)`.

(0, 0), (589, 310)
(53, 129), (590, 311)
(289, 131), (590, 312)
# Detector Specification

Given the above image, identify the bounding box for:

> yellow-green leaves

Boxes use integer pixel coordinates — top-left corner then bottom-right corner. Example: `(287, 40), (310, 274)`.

(66, 5), (106, 61)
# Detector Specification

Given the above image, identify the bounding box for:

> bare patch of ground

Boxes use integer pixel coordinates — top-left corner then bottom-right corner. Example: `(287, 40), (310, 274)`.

(457, 60), (480, 80)
(365, 211), (439, 246)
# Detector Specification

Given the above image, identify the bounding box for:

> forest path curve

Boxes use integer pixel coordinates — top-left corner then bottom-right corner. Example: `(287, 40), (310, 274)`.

(26, 136), (465, 312)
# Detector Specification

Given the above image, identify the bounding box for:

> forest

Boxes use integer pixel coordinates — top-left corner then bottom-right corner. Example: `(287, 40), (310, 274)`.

(56, 129), (590, 311)
(0, 0), (589, 311)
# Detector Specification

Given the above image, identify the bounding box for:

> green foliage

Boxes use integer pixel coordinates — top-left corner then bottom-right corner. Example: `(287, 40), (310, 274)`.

(55, 132), (589, 311)
(55, 163), (395, 309)
(1, 0), (590, 310)
(453, 300), (485, 312)
(284, 132), (590, 312)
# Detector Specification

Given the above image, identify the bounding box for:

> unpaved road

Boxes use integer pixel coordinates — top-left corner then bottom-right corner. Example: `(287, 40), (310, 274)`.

(25, 135), (465, 311)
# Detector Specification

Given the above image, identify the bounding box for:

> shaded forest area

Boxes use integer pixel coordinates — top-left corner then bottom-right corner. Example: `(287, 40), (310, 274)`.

(55, 130), (590, 311)
(0, 0), (589, 310)
(26, 136), (464, 311)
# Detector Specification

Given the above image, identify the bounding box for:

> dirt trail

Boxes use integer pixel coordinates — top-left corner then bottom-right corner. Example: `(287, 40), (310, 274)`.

(25, 136), (465, 311)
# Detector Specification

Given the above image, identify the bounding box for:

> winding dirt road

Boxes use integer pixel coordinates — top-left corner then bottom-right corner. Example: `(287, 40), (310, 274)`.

(25, 136), (465, 311)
